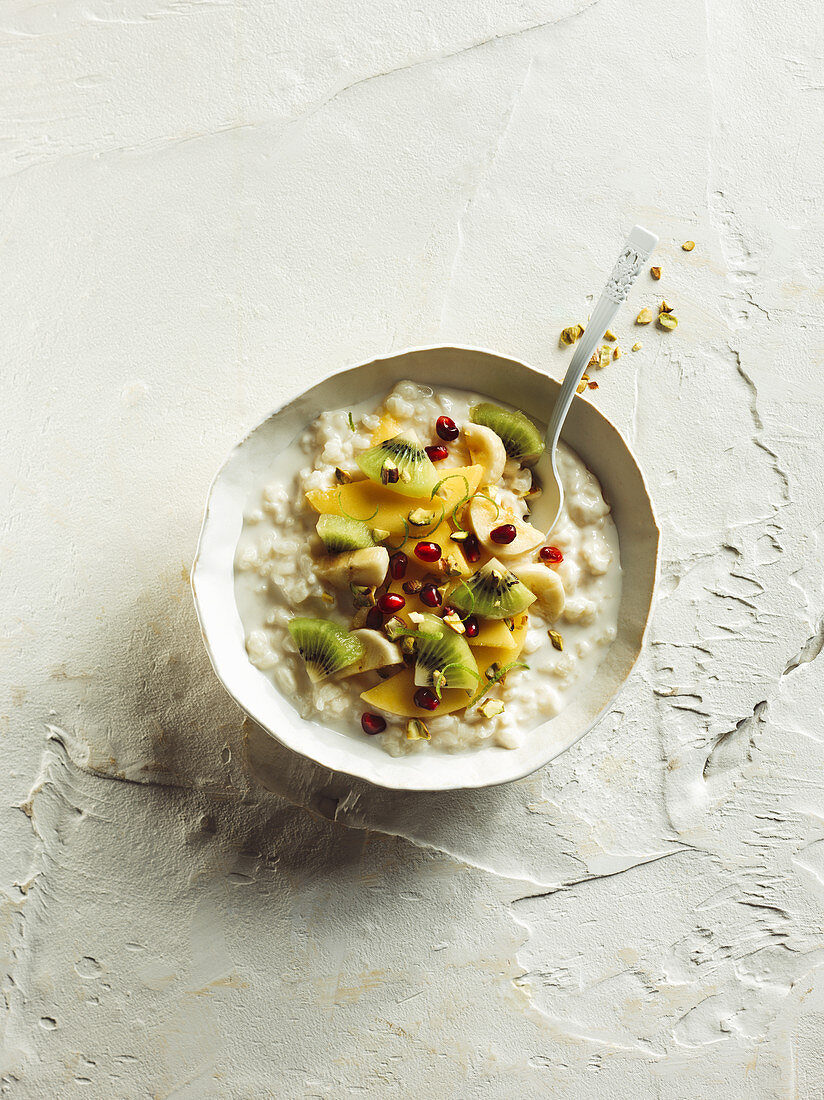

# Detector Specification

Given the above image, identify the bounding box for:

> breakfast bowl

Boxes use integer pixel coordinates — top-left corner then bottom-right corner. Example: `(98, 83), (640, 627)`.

(191, 345), (659, 791)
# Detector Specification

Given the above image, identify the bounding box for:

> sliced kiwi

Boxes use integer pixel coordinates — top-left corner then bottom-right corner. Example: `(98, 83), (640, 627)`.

(287, 618), (364, 682)
(316, 514), (376, 553)
(412, 613), (479, 692)
(469, 403), (544, 466)
(448, 557), (537, 620)
(356, 431), (438, 498)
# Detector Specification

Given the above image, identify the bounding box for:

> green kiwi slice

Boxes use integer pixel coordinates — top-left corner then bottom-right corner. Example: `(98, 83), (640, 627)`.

(287, 618), (364, 682)
(356, 431), (438, 498)
(411, 613), (479, 692)
(316, 515), (377, 553)
(469, 403), (544, 466)
(448, 558), (536, 620)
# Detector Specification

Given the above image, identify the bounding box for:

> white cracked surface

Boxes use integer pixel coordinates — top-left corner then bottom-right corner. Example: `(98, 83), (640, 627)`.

(2, 0), (824, 1095)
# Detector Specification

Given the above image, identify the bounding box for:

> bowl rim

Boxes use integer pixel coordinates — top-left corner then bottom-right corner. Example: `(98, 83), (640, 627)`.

(191, 343), (660, 792)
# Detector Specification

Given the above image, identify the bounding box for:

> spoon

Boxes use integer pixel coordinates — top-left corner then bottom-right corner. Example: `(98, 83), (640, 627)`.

(529, 224), (658, 536)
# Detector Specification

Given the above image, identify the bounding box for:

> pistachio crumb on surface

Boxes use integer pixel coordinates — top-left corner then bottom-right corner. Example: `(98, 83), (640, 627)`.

(560, 324), (584, 345)
(658, 313), (678, 330)
(613, 346), (622, 360)
(406, 719), (430, 741)
(587, 380), (599, 390)
(576, 375), (589, 394)
(682, 240), (695, 251)
(632, 342), (643, 352)
(660, 300), (674, 314)
(479, 699), (505, 719)
(650, 265), (662, 279)
(636, 308), (654, 324)
(598, 345), (611, 370)
(604, 329), (617, 341)
(548, 629), (564, 651)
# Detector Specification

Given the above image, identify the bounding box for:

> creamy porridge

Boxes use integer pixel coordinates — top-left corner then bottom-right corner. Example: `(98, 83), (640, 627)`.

(234, 381), (622, 756)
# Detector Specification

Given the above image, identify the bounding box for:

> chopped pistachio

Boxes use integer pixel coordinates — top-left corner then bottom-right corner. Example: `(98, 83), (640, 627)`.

(613, 346), (622, 360)
(485, 663), (502, 681)
(408, 611), (425, 624)
(660, 300), (674, 313)
(406, 719), (431, 741)
(636, 308), (654, 325)
(658, 313), (678, 330)
(479, 699), (506, 719)
(350, 584), (375, 608)
(334, 467), (352, 485)
(548, 629), (564, 651)
(576, 376), (589, 394)
(399, 469), (412, 483)
(321, 591), (335, 605)
(371, 528), (390, 543)
(588, 351), (599, 369)
(587, 380), (599, 390)
(443, 610), (466, 634)
(381, 458), (399, 485)
(598, 345), (611, 370)
(438, 554), (464, 579)
(505, 618), (515, 632)
(400, 636), (416, 660)
(604, 329), (617, 342)
(632, 342), (643, 352)
(650, 265), (662, 280)
(384, 616), (406, 639)
(560, 323), (584, 346)
(682, 240), (695, 252)
(408, 507), (437, 527)
(402, 579), (423, 595)
(449, 530), (470, 543)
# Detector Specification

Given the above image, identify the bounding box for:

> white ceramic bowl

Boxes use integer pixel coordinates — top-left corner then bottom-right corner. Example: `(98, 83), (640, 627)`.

(192, 346), (659, 791)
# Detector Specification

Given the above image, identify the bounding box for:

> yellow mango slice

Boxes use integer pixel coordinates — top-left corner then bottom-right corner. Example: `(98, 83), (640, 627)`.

(370, 414), (402, 445)
(361, 668), (471, 717)
(306, 465), (483, 537)
(470, 620), (517, 649)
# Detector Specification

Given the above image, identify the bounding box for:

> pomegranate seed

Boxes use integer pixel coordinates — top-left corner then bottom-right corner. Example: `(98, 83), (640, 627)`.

(490, 523), (517, 545)
(414, 541), (441, 563)
(365, 606), (384, 630)
(461, 532), (481, 563)
(539, 545), (564, 564)
(361, 712), (386, 735)
(389, 551), (408, 579)
(464, 616), (479, 638)
(413, 687), (440, 711)
(378, 592), (405, 614)
(420, 582), (442, 608)
(435, 415), (459, 441)
(425, 444), (449, 462)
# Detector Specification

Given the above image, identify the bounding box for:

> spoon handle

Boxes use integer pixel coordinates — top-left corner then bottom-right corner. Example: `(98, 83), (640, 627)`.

(544, 224), (658, 455)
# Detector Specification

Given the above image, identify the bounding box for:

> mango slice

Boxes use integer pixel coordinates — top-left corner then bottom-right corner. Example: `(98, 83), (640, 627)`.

(361, 667), (471, 718)
(370, 414), (402, 445)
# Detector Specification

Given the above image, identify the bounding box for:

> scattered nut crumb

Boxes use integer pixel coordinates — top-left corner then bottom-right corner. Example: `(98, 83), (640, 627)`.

(548, 629), (564, 651)
(560, 324), (584, 346)
(613, 346), (622, 360)
(598, 345), (611, 369)
(658, 313), (678, 330)
(632, 342), (643, 351)
(636, 308), (654, 325)
(587, 350), (598, 369)
(479, 699), (505, 719)
(321, 591), (335, 605)
(604, 329), (617, 341)
(660, 300), (674, 313)
(576, 376), (589, 394)
(406, 719), (430, 741)
(682, 241), (695, 251)
(587, 380), (599, 390)
(650, 266), (662, 280)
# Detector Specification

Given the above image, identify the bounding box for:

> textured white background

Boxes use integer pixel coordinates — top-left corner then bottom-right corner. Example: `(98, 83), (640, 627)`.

(3, 0), (824, 1096)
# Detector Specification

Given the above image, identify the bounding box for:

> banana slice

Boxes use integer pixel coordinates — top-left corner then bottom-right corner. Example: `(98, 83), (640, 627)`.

(463, 422), (507, 485)
(335, 629), (402, 677)
(511, 564), (565, 621)
(315, 546), (389, 588)
(468, 496), (544, 560)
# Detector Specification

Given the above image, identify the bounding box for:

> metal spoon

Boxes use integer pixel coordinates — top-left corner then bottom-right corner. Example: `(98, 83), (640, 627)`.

(529, 224), (658, 536)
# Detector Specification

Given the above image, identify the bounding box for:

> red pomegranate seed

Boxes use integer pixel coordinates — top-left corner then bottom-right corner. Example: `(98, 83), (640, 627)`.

(435, 415), (459, 442)
(389, 551), (408, 579)
(425, 444), (449, 462)
(461, 532), (481, 563)
(414, 541), (441, 563)
(361, 712), (386, 735)
(377, 592), (405, 614)
(539, 545), (564, 564)
(413, 687), (440, 711)
(420, 582), (442, 608)
(365, 606), (384, 630)
(490, 524), (517, 545)
(464, 616), (479, 638)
